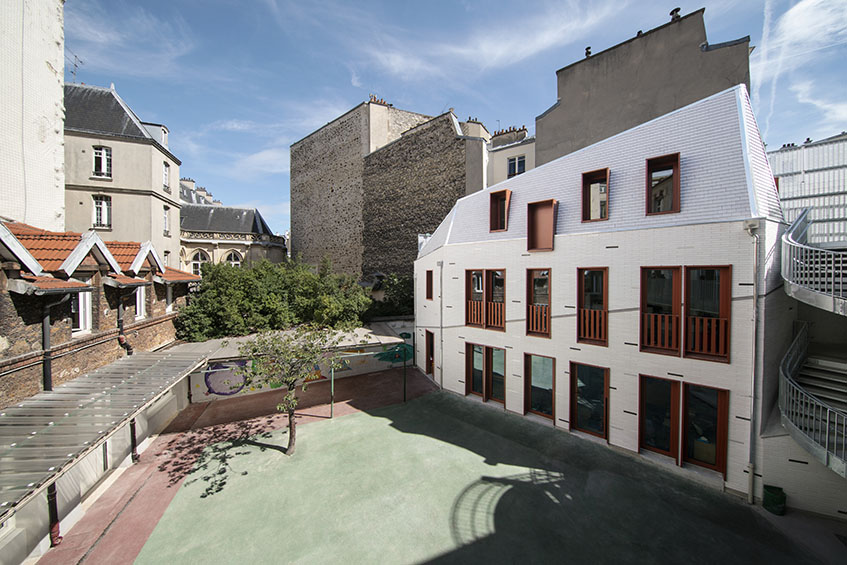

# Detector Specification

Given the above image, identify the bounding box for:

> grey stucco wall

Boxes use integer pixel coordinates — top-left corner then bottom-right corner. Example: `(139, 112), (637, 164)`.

(536, 10), (749, 165)
(362, 115), (467, 277)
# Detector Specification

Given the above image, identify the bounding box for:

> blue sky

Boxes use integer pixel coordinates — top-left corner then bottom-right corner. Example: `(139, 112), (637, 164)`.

(64, 0), (847, 234)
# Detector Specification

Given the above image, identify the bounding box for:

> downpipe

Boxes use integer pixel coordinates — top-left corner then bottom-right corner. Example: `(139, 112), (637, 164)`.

(745, 222), (761, 504)
(42, 294), (70, 391)
(117, 289), (135, 355)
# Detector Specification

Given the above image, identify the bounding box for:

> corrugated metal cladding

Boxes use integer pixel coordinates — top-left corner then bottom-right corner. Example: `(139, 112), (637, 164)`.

(769, 133), (847, 245)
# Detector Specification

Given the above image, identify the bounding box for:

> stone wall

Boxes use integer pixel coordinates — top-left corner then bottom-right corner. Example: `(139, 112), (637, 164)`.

(362, 114), (467, 277)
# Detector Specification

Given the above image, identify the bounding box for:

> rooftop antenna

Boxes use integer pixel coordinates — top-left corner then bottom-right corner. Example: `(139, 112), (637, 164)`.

(66, 48), (84, 82)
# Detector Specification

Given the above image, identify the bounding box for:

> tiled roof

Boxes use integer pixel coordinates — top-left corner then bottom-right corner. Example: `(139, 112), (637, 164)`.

(2, 221), (83, 271)
(107, 274), (148, 287)
(159, 267), (201, 283)
(104, 241), (142, 271)
(18, 274), (91, 291)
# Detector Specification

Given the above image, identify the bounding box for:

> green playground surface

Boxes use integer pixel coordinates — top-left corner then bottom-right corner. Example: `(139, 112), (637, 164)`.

(136, 392), (813, 564)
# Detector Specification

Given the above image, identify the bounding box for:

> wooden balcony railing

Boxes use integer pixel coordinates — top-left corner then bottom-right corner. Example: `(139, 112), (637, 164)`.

(466, 300), (484, 326)
(641, 313), (679, 352)
(685, 316), (728, 358)
(527, 304), (549, 335)
(487, 301), (505, 329)
(578, 308), (607, 344)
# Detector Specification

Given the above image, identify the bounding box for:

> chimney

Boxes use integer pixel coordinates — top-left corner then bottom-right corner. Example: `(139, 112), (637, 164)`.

(491, 125), (528, 148)
(180, 177), (196, 191)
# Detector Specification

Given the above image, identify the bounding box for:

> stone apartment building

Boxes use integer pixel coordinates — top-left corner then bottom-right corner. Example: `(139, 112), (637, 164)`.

(63, 83), (182, 268)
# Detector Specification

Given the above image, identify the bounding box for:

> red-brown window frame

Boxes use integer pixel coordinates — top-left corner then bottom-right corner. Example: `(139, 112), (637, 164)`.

(527, 199), (558, 252)
(524, 353), (555, 420)
(465, 269), (506, 331)
(646, 153), (680, 215)
(639, 266), (681, 356)
(577, 267), (608, 346)
(465, 342), (505, 404)
(425, 270), (433, 300)
(526, 268), (551, 337)
(582, 168), (610, 222)
(638, 374), (680, 462)
(489, 189), (512, 232)
(425, 330), (434, 374)
(683, 265), (731, 363)
(569, 361), (610, 440)
(682, 383), (729, 477)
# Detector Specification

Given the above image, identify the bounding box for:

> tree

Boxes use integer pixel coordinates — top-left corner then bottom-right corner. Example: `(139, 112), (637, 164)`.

(236, 325), (341, 455)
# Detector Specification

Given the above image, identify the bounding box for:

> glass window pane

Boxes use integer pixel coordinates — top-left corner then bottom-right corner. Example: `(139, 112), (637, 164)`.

(489, 271), (505, 303)
(686, 385), (719, 465)
(532, 270), (549, 305)
(508, 159), (516, 177)
(650, 166), (674, 212)
(688, 269), (720, 318)
(646, 268), (675, 315)
(641, 377), (672, 453)
(529, 355), (553, 416)
(582, 270), (605, 310)
(575, 364), (606, 435)
(490, 348), (505, 401)
(471, 345), (483, 394)
(587, 178), (607, 220)
(470, 271), (483, 300)
(517, 156), (525, 174)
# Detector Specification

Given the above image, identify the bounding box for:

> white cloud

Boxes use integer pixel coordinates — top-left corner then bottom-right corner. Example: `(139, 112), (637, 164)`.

(790, 81), (847, 132)
(350, 69), (362, 88)
(234, 147), (290, 176)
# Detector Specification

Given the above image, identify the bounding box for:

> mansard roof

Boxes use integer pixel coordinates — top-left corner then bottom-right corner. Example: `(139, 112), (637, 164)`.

(419, 84), (781, 259)
(180, 204), (274, 236)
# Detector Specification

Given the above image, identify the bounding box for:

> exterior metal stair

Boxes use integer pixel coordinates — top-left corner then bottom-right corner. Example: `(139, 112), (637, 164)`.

(795, 356), (847, 414)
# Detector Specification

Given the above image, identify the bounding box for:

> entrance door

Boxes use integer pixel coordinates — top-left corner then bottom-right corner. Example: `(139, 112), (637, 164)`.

(570, 362), (609, 439)
(639, 375), (680, 461)
(425, 331), (434, 375)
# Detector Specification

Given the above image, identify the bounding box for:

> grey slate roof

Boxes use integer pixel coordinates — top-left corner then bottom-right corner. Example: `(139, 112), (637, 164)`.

(64, 84), (149, 139)
(180, 204), (274, 235)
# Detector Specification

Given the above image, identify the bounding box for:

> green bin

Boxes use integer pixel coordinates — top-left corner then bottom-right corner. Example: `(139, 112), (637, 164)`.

(763, 485), (786, 515)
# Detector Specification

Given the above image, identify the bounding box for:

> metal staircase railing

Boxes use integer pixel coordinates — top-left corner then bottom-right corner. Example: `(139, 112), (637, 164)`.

(778, 322), (846, 478)
(781, 208), (847, 315)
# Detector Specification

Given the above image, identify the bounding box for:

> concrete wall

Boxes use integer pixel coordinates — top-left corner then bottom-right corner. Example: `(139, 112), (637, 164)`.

(0, 0), (65, 231)
(64, 133), (181, 260)
(488, 140), (536, 187)
(535, 10), (749, 166)
(362, 115), (467, 277)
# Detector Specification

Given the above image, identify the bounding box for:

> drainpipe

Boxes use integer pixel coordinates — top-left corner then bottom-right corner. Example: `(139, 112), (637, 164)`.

(437, 260), (444, 389)
(116, 289), (134, 355)
(745, 221), (761, 504)
(42, 295), (70, 391)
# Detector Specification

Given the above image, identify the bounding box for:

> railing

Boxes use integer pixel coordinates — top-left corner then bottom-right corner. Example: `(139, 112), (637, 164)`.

(685, 316), (728, 358)
(782, 207), (847, 315)
(779, 323), (846, 478)
(528, 304), (550, 335)
(487, 301), (505, 329)
(641, 313), (679, 352)
(466, 300), (484, 326)
(578, 308), (607, 344)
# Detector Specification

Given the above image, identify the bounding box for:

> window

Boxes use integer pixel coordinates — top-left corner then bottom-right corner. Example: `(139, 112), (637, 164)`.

(646, 153), (680, 214)
(191, 250), (210, 276)
(224, 251), (242, 267)
(582, 168), (609, 222)
(425, 270), (433, 300)
(525, 354), (554, 418)
(163, 162), (170, 190)
(527, 199), (557, 251)
(163, 250), (170, 267)
(489, 189), (512, 231)
(684, 266), (731, 361)
(163, 206), (170, 236)
(577, 267), (607, 346)
(425, 330), (434, 374)
(92, 195), (112, 228)
(570, 362), (609, 439)
(93, 146), (112, 178)
(507, 155), (525, 178)
(465, 269), (505, 330)
(71, 288), (92, 335)
(639, 375), (680, 460)
(683, 384), (728, 475)
(465, 343), (506, 404)
(526, 269), (550, 336)
(640, 267), (681, 355)
(135, 285), (147, 319)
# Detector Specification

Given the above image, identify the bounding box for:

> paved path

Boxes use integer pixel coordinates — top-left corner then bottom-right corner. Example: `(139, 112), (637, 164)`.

(36, 368), (436, 565)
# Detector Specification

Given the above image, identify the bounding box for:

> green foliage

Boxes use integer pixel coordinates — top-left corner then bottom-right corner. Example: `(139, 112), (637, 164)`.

(175, 258), (371, 341)
(364, 273), (414, 319)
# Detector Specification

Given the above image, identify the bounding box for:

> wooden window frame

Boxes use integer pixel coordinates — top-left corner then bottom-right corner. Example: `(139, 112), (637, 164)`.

(486, 346), (506, 404)
(524, 353), (555, 420)
(683, 265), (731, 363)
(465, 342), (505, 404)
(645, 153), (680, 215)
(639, 266), (681, 356)
(425, 270), (433, 300)
(569, 361), (609, 440)
(527, 199), (558, 252)
(581, 168), (610, 223)
(526, 269), (551, 337)
(576, 267), (608, 346)
(465, 342), (484, 397)
(682, 383), (729, 477)
(489, 189), (512, 232)
(425, 330), (434, 374)
(465, 269), (506, 331)
(638, 374), (680, 462)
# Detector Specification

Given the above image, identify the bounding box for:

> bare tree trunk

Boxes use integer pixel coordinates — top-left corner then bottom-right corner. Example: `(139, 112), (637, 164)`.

(286, 406), (296, 455)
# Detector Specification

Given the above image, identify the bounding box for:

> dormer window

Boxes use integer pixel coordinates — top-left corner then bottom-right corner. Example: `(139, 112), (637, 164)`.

(507, 156), (525, 178)
(582, 168), (609, 222)
(489, 189), (511, 231)
(93, 146), (112, 178)
(646, 153), (680, 214)
(527, 199), (557, 251)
